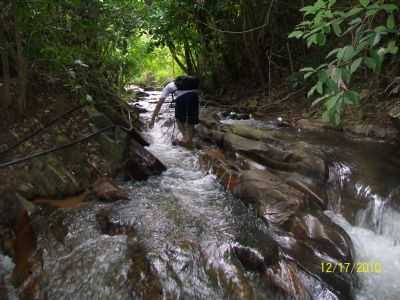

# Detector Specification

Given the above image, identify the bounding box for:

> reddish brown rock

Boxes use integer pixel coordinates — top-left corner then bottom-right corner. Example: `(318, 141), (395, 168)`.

(93, 177), (128, 202)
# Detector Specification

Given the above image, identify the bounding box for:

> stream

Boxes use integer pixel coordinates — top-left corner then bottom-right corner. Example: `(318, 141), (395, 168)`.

(1, 90), (399, 299)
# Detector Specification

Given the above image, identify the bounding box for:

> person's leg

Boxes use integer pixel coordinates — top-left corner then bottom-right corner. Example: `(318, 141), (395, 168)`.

(185, 123), (194, 144)
(176, 119), (186, 142)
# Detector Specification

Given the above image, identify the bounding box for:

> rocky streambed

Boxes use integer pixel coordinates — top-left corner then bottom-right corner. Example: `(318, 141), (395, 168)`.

(1, 89), (400, 300)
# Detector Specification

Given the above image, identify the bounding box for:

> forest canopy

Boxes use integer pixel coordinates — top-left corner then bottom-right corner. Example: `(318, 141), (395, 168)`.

(0, 0), (399, 124)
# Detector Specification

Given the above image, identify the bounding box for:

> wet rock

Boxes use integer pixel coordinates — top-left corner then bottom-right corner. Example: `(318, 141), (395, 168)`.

(0, 226), (15, 258)
(199, 149), (240, 192)
(0, 275), (8, 300)
(96, 209), (135, 236)
(266, 261), (313, 300)
(236, 227), (280, 268)
(121, 138), (166, 180)
(222, 132), (327, 181)
(296, 119), (339, 132)
(27, 155), (87, 199)
(276, 213), (356, 300)
(345, 123), (398, 140)
(93, 177), (128, 202)
(135, 91), (151, 98)
(203, 242), (255, 300)
(0, 192), (23, 228)
(229, 124), (280, 144)
(235, 170), (304, 225)
(389, 105), (400, 132)
(127, 237), (163, 300)
(32, 191), (89, 209)
(11, 208), (36, 294)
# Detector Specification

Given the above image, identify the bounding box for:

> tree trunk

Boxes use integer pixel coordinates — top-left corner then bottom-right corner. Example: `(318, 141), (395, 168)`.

(15, 25), (27, 114)
(184, 42), (195, 75)
(0, 27), (11, 108)
(167, 41), (188, 74)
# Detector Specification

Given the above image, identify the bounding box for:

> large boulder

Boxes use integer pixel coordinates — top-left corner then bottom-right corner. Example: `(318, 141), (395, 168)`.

(234, 170), (304, 225)
(121, 138), (166, 181)
(223, 133), (327, 182)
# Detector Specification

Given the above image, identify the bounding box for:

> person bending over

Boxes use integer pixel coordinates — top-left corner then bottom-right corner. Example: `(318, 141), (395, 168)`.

(149, 76), (199, 146)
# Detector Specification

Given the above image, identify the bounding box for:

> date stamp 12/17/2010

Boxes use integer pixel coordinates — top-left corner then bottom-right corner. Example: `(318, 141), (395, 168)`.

(321, 262), (382, 273)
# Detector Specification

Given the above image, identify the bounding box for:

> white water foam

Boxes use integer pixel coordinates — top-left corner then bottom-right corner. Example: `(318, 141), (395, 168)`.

(0, 254), (18, 300)
(325, 211), (400, 300)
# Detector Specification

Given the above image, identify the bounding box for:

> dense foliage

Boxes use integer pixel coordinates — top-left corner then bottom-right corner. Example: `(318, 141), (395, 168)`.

(1, 0), (399, 124)
(290, 0), (400, 125)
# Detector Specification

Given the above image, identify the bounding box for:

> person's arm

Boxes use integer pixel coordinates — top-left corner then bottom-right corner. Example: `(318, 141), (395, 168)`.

(149, 82), (175, 128)
(149, 96), (166, 128)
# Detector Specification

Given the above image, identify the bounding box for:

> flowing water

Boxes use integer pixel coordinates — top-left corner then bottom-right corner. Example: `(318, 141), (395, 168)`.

(288, 129), (400, 299)
(137, 92), (400, 299)
(3, 90), (400, 299)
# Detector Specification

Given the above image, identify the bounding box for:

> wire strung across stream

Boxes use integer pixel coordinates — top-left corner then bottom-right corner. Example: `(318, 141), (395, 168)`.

(0, 104), (86, 157)
(0, 125), (115, 169)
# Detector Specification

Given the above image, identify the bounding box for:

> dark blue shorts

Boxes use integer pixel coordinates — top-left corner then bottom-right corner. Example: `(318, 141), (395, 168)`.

(175, 92), (199, 125)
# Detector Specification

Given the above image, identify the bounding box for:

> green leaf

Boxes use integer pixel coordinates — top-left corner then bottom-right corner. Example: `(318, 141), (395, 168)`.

(387, 14), (396, 30)
(366, 8), (379, 17)
(344, 91), (360, 105)
(288, 31), (304, 39)
(338, 46), (355, 61)
(307, 84), (318, 98)
(381, 4), (399, 13)
(332, 22), (342, 36)
(342, 67), (352, 83)
(304, 72), (315, 80)
(316, 32), (327, 46)
(364, 57), (377, 72)
(316, 80), (324, 94)
(327, 48), (340, 58)
(372, 32), (381, 46)
(359, 0), (370, 8)
(300, 67), (315, 72)
(346, 7), (363, 17)
(311, 94), (331, 107)
(351, 57), (363, 73)
(325, 94), (340, 110)
(387, 40), (399, 55)
(349, 17), (362, 25)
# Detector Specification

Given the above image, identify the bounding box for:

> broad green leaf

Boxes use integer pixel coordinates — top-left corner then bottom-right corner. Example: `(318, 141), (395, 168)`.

(344, 91), (360, 105)
(316, 32), (327, 46)
(360, 0), (370, 8)
(318, 70), (328, 82)
(342, 67), (352, 83)
(387, 14), (395, 30)
(325, 94), (340, 110)
(381, 4), (399, 13)
(338, 46), (355, 61)
(288, 31), (304, 39)
(366, 8), (379, 16)
(300, 67), (315, 72)
(316, 80), (324, 94)
(375, 26), (388, 33)
(304, 72), (315, 80)
(372, 32), (381, 46)
(351, 57), (363, 73)
(332, 22), (342, 36)
(349, 17), (362, 25)
(364, 57), (377, 72)
(327, 48), (340, 58)
(386, 40), (399, 55)
(307, 84), (318, 98)
(311, 94), (331, 107)
(346, 7), (363, 17)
